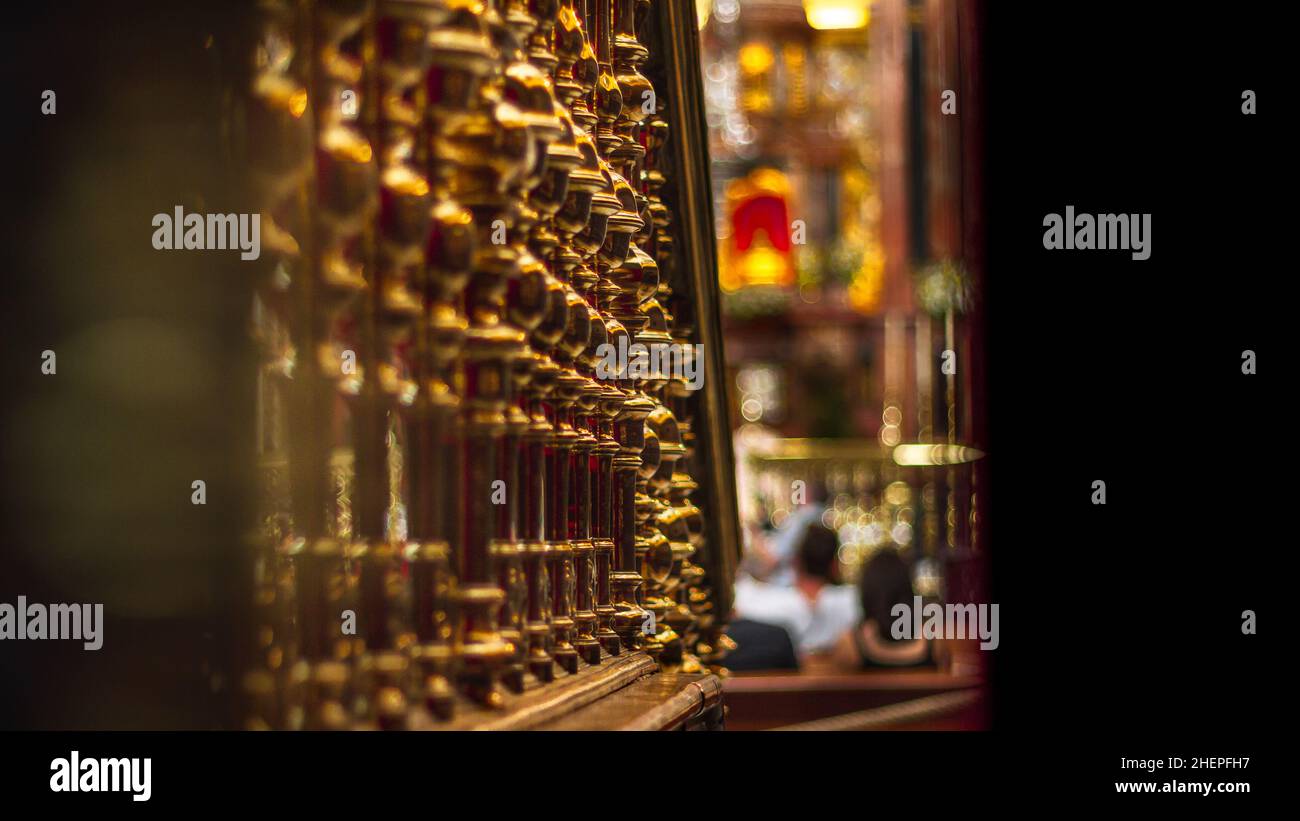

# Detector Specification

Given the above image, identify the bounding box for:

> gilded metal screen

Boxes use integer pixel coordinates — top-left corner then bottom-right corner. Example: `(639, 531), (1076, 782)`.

(242, 0), (739, 729)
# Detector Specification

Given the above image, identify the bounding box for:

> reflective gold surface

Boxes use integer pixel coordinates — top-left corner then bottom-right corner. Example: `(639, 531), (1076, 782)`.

(244, 0), (738, 728)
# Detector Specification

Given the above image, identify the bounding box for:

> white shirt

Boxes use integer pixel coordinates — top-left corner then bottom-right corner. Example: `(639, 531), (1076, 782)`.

(733, 575), (861, 655)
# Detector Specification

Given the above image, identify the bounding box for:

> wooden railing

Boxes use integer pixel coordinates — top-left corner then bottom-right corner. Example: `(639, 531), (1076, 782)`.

(722, 669), (986, 730)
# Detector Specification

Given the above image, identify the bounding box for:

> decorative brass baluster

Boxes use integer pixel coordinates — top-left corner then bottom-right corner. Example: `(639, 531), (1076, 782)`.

(498, 349), (534, 692)
(245, 0), (313, 730)
(283, 0), (376, 730)
(570, 374), (604, 664)
(554, 3), (607, 664)
(524, 356), (558, 680)
(447, 0), (526, 709)
(549, 325), (587, 675)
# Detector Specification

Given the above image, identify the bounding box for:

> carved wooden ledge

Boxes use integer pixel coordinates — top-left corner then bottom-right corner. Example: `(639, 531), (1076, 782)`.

(399, 651), (723, 731)
(535, 671), (724, 731)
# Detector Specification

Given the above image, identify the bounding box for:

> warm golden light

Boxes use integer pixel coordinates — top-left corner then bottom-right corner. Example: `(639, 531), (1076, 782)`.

(803, 0), (871, 30)
(892, 444), (987, 466)
(737, 240), (788, 286)
(738, 42), (775, 76)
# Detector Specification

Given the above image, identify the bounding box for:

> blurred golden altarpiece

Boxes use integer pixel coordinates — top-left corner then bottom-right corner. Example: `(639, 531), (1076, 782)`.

(242, 0), (740, 730)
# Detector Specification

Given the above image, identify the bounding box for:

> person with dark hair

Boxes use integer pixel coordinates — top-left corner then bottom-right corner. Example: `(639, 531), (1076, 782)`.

(749, 482), (829, 586)
(795, 521), (840, 584)
(827, 548), (944, 670)
(732, 522), (860, 659)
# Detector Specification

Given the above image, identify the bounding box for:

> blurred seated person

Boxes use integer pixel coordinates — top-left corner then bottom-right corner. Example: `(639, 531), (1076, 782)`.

(740, 485), (828, 587)
(822, 548), (948, 672)
(732, 522), (860, 659)
(720, 618), (799, 671)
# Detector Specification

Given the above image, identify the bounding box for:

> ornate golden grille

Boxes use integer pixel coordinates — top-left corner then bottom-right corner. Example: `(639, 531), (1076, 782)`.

(242, 0), (739, 729)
